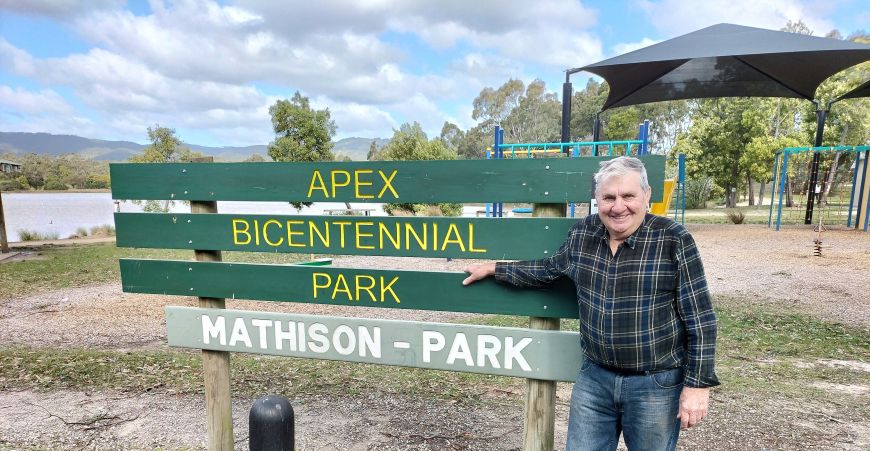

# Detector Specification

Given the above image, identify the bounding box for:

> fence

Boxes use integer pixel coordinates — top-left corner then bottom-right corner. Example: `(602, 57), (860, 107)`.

(111, 155), (666, 450)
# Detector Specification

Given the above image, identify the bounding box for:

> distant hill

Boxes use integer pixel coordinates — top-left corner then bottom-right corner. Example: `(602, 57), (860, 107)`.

(0, 132), (386, 162)
(333, 137), (389, 161)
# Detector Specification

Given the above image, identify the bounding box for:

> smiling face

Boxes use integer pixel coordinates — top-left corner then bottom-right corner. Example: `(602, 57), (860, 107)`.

(596, 171), (651, 242)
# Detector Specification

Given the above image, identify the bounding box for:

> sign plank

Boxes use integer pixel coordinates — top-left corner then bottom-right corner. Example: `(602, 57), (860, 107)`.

(110, 156), (665, 203)
(121, 259), (579, 319)
(115, 213), (577, 260)
(166, 307), (584, 381)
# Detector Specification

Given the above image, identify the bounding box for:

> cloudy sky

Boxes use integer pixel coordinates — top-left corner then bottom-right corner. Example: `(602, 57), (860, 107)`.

(1, 0), (867, 147)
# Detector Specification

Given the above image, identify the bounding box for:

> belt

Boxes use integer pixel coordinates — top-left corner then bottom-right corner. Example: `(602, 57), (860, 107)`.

(596, 362), (679, 377)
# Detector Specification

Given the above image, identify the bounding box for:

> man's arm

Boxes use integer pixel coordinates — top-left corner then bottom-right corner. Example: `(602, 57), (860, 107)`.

(462, 262), (496, 285)
(674, 230), (719, 389)
(673, 229), (718, 429)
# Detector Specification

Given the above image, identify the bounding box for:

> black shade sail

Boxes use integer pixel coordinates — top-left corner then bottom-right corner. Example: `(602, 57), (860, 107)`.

(834, 79), (870, 101)
(577, 23), (870, 110)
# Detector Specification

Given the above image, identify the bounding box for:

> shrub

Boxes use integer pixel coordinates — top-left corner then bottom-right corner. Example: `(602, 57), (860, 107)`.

(384, 202), (463, 217)
(683, 178), (710, 209)
(43, 178), (68, 191)
(90, 224), (116, 236)
(17, 229), (40, 241)
(0, 174), (30, 190)
(436, 203), (463, 217)
(16, 230), (59, 241)
(726, 210), (746, 224)
(73, 227), (89, 238)
(85, 174), (111, 189)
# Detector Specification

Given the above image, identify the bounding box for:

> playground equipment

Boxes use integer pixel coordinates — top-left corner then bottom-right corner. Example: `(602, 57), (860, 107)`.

(769, 146), (870, 231)
(486, 121), (686, 222)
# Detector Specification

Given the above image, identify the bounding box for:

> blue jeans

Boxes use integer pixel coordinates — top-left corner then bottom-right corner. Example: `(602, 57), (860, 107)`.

(566, 360), (683, 451)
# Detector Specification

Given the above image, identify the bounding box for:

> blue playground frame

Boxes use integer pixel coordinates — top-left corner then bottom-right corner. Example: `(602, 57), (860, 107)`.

(768, 146), (870, 231)
(485, 121), (686, 222)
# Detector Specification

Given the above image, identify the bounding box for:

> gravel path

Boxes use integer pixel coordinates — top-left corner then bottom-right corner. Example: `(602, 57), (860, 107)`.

(1, 224), (868, 450)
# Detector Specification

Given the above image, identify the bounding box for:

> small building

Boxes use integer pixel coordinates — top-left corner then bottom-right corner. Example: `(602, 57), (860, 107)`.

(0, 159), (21, 174)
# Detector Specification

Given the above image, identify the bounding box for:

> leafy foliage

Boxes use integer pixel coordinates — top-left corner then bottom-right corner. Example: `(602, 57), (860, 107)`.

(376, 122), (461, 216)
(265, 91), (338, 209)
(0, 152), (109, 191)
(267, 91), (336, 163)
(129, 125), (203, 163)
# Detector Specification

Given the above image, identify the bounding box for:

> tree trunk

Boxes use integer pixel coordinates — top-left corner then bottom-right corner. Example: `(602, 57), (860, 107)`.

(725, 186), (737, 208)
(0, 189), (9, 253)
(748, 177), (755, 207)
(758, 181), (766, 209)
(786, 176), (794, 208)
(819, 152), (842, 207)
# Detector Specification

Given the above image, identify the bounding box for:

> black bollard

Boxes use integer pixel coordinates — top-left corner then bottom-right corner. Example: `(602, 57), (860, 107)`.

(249, 394), (294, 451)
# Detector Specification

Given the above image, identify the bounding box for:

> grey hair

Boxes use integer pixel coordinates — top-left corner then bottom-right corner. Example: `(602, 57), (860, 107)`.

(593, 156), (650, 195)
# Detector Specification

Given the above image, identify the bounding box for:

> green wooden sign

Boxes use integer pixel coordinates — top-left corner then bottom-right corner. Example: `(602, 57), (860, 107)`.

(110, 156), (665, 203)
(121, 259), (579, 318)
(114, 213), (577, 260)
(166, 307), (584, 381)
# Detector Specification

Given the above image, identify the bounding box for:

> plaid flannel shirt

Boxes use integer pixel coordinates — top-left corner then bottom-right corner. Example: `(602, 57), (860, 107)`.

(496, 213), (719, 388)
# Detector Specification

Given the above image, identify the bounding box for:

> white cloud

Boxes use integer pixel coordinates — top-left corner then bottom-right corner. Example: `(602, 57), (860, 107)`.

(386, 1), (603, 68)
(325, 101), (396, 139)
(635, 0), (836, 37)
(0, 0), (608, 146)
(611, 38), (661, 57)
(0, 85), (73, 115)
(0, 0), (121, 18)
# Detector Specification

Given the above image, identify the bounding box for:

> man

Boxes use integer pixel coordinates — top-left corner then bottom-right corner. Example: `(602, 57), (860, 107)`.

(463, 156), (718, 451)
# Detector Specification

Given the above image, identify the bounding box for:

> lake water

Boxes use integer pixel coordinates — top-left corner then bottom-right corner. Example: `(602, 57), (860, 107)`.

(0, 192), (393, 242)
(1, 192), (489, 242)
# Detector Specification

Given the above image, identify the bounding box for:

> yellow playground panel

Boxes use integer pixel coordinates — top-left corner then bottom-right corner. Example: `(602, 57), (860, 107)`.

(650, 179), (676, 215)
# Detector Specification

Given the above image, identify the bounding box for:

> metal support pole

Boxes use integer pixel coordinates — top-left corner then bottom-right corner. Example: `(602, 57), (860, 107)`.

(191, 156), (234, 450)
(804, 106), (828, 224)
(768, 153), (780, 228)
(498, 128), (505, 217)
(249, 395), (294, 451)
(592, 112), (602, 156)
(523, 202), (565, 450)
(560, 75), (573, 150)
(678, 153), (686, 224)
(641, 120), (650, 155)
(847, 152), (860, 227)
(776, 152), (790, 231)
(857, 150), (870, 232)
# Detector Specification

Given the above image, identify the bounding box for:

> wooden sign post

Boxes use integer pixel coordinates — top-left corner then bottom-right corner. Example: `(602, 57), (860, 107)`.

(524, 203), (566, 450)
(0, 189), (9, 253)
(190, 157), (233, 450)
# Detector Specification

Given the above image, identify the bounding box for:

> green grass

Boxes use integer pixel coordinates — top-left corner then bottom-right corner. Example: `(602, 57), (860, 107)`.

(678, 202), (859, 226)
(714, 305), (869, 399)
(678, 206), (773, 224)
(0, 347), (518, 403)
(717, 306), (868, 360)
(0, 243), (323, 300)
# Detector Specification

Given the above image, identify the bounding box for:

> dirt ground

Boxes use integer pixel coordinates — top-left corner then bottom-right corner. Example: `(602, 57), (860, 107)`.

(0, 224), (868, 450)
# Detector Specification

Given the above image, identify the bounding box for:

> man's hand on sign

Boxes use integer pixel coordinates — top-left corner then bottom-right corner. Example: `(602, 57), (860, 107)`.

(678, 386), (710, 429)
(462, 263), (496, 286)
